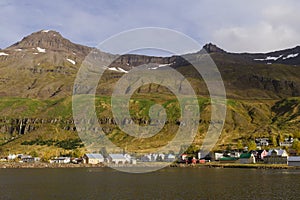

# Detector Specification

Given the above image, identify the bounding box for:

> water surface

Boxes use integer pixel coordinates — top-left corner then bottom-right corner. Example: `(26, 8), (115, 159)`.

(0, 167), (299, 199)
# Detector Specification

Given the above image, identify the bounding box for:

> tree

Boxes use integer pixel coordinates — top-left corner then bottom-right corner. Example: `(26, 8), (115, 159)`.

(29, 150), (39, 157)
(277, 133), (284, 146)
(270, 135), (278, 147)
(237, 140), (244, 151)
(292, 139), (300, 155)
(226, 144), (233, 151)
(41, 150), (53, 162)
(71, 149), (82, 158)
(246, 140), (257, 151)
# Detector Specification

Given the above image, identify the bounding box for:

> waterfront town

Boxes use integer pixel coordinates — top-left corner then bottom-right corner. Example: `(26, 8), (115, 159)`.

(1, 137), (300, 168)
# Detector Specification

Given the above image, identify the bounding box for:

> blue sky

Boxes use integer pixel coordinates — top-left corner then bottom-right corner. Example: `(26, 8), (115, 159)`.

(1, 0), (300, 53)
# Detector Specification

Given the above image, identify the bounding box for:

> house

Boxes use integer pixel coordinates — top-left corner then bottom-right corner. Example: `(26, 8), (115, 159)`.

(288, 156), (300, 167)
(7, 154), (17, 160)
(264, 149), (288, 164)
(181, 154), (188, 160)
(239, 153), (256, 164)
(83, 153), (104, 164)
(124, 154), (132, 163)
(157, 154), (165, 161)
(280, 138), (294, 147)
(141, 155), (151, 162)
(255, 138), (270, 147)
(255, 150), (268, 162)
(50, 157), (71, 164)
(166, 154), (176, 162)
(131, 158), (137, 165)
(72, 158), (84, 164)
(108, 154), (127, 164)
(288, 149), (297, 156)
(21, 155), (34, 163)
(214, 153), (224, 161)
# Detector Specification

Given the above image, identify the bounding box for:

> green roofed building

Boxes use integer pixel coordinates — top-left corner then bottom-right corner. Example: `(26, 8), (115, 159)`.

(219, 157), (238, 163)
(239, 153), (256, 164)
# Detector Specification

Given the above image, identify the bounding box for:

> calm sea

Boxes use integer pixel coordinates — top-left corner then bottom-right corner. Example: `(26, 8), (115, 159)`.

(0, 167), (299, 200)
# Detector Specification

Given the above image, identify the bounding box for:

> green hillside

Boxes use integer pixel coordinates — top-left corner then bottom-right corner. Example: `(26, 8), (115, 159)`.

(1, 96), (300, 158)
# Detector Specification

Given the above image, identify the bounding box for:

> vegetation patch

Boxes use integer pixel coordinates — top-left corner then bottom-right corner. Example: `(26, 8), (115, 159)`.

(21, 138), (84, 150)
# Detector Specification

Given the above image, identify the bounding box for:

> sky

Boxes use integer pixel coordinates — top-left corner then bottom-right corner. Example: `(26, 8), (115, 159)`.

(1, 0), (300, 53)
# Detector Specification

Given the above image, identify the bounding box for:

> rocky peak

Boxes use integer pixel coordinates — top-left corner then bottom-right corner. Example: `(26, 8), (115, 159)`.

(202, 43), (226, 53)
(6, 30), (91, 55)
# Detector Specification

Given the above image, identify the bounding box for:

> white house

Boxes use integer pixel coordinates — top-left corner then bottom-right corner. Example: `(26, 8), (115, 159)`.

(50, 157), (70, 164)
(288, 156), (300, 167)
(255, 138), (269, 147)
(7, 154), (17, 160)
(166, 154), (176, 162)
(108, 154), (127, 164)
(214, 153), (224, 161)
(83, 153), (104, 164)
(280, 138), (294, 147)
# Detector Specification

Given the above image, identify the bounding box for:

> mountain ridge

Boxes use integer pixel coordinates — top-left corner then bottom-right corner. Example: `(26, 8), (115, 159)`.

(0, 30), (300, 99)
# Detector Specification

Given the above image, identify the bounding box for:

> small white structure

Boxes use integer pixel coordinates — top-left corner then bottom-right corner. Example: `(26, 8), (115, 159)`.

(124, 154), (132, 163)
(255, 138), (269, 147)
(280, 138), (294, 147)
(131, 159), (137, 165)
(214, 153), (224, 161)
(50, 157), (70, 164)
(158, 153), (165, 161)
(108, 154), (127, 164)
(166, 154), (176, 162)
(83, 154), (104, 164)
(288, 156), (300, 167)
(7, 154), (17, 160)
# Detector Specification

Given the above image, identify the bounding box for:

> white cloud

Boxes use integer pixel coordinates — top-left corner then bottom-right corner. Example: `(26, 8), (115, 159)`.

(0, 0), (300, 53)
(212, 2), (300, 52)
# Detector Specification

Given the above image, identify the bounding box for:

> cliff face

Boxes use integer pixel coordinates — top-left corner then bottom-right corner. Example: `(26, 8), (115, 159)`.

(0, 118), (76, 135)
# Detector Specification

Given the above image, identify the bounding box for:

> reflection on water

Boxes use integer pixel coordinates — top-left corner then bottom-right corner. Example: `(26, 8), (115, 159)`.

(0, 167), (299, 199)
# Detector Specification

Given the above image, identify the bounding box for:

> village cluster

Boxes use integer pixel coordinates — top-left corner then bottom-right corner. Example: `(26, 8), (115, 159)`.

(211, 137), (300, 167)
(1, 137), (300, 167)
(1, 152), (176, 165)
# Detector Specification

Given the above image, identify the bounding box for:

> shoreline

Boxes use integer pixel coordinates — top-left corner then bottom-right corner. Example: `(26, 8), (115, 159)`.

(0, 162), (105, 169)
(0, 162), (299, 170)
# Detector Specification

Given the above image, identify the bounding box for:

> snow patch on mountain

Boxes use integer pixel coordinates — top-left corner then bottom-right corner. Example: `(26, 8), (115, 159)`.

(108, 67), (128, 73)
(66, 58), (76, 65)
(254, 55), (283, 61)
(148, 63), (172, 70)
(283, 53), (299, 60)
(0, 52), (9, 56)
(36, 47), (46, 53)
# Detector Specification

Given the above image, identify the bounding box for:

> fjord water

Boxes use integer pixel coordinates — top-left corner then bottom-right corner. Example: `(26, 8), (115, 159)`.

(0, 168), (299, 199)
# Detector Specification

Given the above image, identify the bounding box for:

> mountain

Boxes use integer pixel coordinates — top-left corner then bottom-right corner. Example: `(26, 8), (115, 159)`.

(1, 30), (300, 99)
(0, 30), (300, 156)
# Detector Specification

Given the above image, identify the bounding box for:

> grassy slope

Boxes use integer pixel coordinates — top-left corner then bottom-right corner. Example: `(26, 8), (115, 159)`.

(0, 96), (300, 157)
